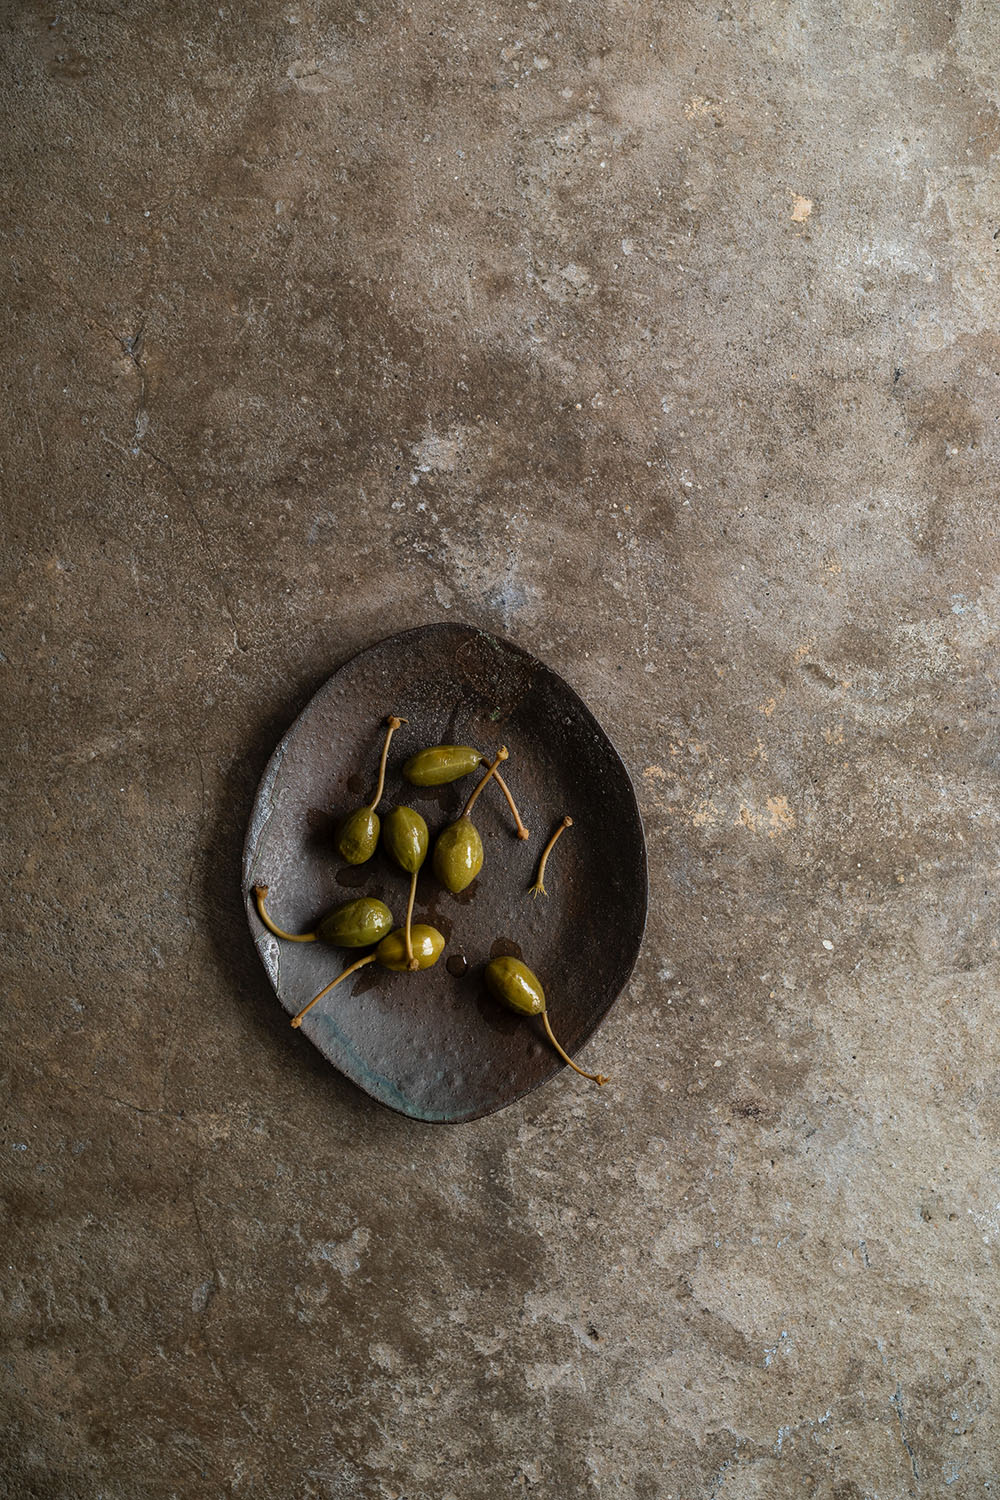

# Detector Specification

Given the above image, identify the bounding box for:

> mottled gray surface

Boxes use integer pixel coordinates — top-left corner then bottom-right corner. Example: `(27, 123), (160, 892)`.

(3, 1), (999, 1495)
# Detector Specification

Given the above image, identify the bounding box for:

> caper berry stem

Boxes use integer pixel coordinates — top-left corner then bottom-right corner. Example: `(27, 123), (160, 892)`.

(461, 745), (509, 819)
(404, 869), (419, 970)
(489, 766), (531, 840)
(291, 953), (377, 1028)
(530, 815), (573, 898)
(369, 714), (406, 812)
(254, 884), (318, 942)
(541, 1011), (609, 1086)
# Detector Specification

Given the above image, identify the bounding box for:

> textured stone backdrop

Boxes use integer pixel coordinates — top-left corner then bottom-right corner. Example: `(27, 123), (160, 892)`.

(3, 1), (1000, 1496)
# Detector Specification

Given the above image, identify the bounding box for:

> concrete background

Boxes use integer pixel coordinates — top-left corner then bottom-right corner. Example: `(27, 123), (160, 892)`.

(3, 1), (999, 1495)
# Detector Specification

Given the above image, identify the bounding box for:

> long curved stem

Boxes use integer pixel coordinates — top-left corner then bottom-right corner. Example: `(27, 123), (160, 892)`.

(291, 953), (378, 1028)
(370, 715), (406, 811)
(254, 884), (317, 942)
(405, 869), (418, 969)
(530, 816), (573, 898)
(542, 1011), (609, 1086)
(492, 768), (530, 840)
(462, 745), (508, 818)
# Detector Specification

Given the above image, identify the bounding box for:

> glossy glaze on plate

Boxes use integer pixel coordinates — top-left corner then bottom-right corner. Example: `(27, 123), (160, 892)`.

(243, 622), (647, 1123)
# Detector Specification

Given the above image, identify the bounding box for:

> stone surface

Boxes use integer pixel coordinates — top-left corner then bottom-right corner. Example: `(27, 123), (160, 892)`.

(3, 2), (999, 1496)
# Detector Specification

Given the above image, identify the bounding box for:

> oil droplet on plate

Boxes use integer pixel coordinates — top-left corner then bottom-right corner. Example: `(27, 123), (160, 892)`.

(490, 938), (522, 960)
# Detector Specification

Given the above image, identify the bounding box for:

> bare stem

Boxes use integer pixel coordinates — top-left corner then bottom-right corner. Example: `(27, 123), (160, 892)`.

(291, 953), (377, 1028)
(254, 884), (317, 942)
(370, 715), (406, 811)
(530, 816), (573, 898)
(405, 869), (419, 970)
(462, 745), (508, 819)
(493, 768), (531, 840)
(542, 1011), (609, 1086)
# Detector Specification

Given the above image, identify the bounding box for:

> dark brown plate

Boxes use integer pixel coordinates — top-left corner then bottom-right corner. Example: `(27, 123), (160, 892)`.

(242, 622), (647, 1122)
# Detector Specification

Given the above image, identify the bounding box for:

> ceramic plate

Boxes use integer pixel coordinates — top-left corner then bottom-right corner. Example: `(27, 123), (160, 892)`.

(243, 622), (647, 1122)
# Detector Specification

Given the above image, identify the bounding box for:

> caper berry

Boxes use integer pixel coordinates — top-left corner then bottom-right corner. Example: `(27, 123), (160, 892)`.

(484, 955), (609, 1086)
(382, 806), (428, 875)
(336, 805), (380, 865)
(403, 743), (529, 839)
(382, 805), (430, 969)
(484, 955), (545, 1015)
(432, 815), (483, 893)
(254, 885), (393, 948)
(375, 923), (444, 972)
(291, 923), (446, 1027)
(402, 745), (483, 786)
(335, 715), (406, 864)
(432, 746), (507, 894)
(315, 897), (394, 948)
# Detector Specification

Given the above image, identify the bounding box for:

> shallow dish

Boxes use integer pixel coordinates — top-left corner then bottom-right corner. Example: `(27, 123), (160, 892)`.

(243, 622), (647, 1122)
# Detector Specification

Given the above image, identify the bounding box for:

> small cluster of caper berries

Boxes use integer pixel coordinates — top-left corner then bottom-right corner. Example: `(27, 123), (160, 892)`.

(253, 885), (441, 1027)
(255, 715), (607, 1087)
